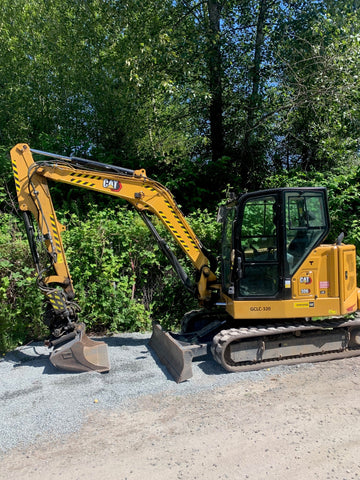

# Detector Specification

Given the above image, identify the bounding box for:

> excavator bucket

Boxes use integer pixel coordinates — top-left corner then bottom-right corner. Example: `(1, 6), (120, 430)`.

(50, 329), (110, 373)
(149, 323), (207, 383)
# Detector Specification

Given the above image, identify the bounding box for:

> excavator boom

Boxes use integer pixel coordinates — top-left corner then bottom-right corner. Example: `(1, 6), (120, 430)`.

(10, 144), (217, 376)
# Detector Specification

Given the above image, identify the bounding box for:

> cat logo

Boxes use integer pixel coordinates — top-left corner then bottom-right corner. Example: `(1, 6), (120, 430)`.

(103, 179), (122, 192)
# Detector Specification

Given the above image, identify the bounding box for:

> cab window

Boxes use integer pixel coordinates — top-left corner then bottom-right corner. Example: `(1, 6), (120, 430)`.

(286, 192), (328, 274)
(239, 195), (279, 297)
(241, 196), (277, 262)
(221, 205), (236, 292)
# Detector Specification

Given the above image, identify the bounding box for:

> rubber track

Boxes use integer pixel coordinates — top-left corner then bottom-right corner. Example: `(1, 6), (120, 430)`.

(211, 316), (360, 373)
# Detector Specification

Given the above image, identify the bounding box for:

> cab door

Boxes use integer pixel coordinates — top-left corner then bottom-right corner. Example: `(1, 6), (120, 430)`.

(236, 193), (281, 298)
(284, 190), (329, 275)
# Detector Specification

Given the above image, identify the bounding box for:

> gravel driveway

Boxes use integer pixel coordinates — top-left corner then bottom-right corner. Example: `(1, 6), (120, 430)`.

(1, 333), (360, 480)
(0, 332), (269, 453)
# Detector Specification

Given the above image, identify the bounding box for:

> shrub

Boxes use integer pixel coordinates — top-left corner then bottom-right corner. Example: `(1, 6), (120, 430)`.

(0, 197), (222, 353)
(60, 205), (220, 333)
(0, 214), (45, 353)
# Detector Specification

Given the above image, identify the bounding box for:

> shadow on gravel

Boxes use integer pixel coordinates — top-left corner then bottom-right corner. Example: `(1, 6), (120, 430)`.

(3, 344), (58, 373)
(105, 336), (150, 348)
(196, 355), (230, 376)
(3, 335), (157, 376)
(105, 335), (179, 382)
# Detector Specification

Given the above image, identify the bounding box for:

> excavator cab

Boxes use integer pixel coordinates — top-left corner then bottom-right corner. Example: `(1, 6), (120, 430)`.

(152, 187), (336, 382)
(221, 188), (330, 301)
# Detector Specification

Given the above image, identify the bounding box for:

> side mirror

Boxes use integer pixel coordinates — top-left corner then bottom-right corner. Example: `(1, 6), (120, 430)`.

(217, 205), (226, 223)
(236, 254), (244, 279)
(336, 232), (345, 245)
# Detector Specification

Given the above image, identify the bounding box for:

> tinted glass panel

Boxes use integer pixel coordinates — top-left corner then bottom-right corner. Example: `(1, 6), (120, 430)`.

(286, 192), (327, 274)
(221, 206), (236, 291)
(241, 196), (277, 262)
(239, 195), (279, 297)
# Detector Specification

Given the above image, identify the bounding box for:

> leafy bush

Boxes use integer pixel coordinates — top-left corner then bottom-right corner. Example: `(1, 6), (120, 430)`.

(0, 193), (222, 353)
(5, 164), (360, 353)
(61, 207), (155, 332)
(0, 214), (45, 353)
(60, 206), (221, 333)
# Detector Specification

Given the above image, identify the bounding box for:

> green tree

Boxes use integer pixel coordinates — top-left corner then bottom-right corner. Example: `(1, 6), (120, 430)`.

(272, 2), (360, 171)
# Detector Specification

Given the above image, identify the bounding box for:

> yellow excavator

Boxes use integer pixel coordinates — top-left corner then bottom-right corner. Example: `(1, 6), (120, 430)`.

(10, 143), (360, 382)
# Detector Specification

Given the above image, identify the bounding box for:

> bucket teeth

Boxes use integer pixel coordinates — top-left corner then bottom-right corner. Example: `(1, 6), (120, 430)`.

(50, 330), (110, 373)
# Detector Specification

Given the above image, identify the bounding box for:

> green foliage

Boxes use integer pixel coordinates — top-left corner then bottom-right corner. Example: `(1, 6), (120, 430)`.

(1, 0), (360, 192)
(62, 206), (222, 333)
(0, 137), (223, 351)
(54, 206), (215, 334)
(61, 208), (156, 333)
(0, 214), (45, 354)
(2, 0), (360, 351)
(266, 166), (360, 275)
(272, 5), (360, 171)
(187, 208), (221, 254)
(3, 164), (360, 352)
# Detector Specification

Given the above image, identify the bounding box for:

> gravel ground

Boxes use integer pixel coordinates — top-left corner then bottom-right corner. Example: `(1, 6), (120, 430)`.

(1, 333), (360, 480)
(0, 332), (271, 454)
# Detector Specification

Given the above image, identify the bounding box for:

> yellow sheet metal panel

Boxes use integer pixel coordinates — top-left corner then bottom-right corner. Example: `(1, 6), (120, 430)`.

(11, 143), (210, 272)
(291, 245), (339, 300)
(223, 243), (359, 320)
(10, 144), (74, 293)
(36, 157), (208, 271)
(338, 244), (358, 315)
(226, 296), (341, 320)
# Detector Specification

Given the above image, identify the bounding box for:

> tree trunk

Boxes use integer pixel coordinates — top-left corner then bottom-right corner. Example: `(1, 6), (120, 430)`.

(240, 0), (269, 189)
(207, 0), (224, 162)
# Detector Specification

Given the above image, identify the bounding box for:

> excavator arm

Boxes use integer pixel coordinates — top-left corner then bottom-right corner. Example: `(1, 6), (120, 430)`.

(10, 143), (218, 377)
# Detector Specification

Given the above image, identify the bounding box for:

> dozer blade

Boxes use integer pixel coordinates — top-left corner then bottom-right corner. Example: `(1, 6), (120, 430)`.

(149, 323), (207, 383)
(50, 329), (110, 373)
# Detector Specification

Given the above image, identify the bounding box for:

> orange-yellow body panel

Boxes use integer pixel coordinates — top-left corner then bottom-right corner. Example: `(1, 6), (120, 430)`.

(11, 146), (74, 294)
(11, 144), (208, 271)
(223, 244), (360, 320)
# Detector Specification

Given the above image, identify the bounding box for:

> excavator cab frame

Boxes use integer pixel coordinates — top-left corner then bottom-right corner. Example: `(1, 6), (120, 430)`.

(223, 188), (330, 301)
